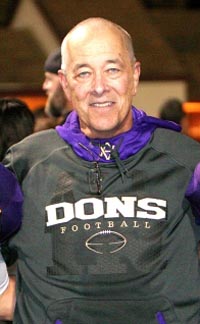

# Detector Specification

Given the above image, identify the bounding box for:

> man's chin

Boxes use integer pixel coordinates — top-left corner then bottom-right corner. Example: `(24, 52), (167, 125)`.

(45, 101), (62, 118)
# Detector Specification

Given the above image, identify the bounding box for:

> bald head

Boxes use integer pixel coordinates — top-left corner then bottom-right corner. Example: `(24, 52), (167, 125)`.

(58, 17), (141, 138)
(61, 17), (136, 71)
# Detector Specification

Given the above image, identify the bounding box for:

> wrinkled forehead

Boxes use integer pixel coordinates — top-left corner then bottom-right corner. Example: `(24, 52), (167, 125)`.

(73, 24), (125, 49)
(63, 24), (130, 68)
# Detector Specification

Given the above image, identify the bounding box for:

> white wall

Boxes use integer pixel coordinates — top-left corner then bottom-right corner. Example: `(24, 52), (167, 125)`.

(133, 80), (187, 117)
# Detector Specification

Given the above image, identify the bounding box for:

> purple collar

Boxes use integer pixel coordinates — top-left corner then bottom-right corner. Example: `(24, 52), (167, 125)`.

(56, 106), (180, 162)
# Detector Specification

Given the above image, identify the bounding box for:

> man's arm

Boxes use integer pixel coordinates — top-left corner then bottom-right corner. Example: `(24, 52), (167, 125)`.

(0, 249), (16, 320)
(0, 163), (23, 243)
(186, 162), (200, 223)
(0, 276), (16, 320)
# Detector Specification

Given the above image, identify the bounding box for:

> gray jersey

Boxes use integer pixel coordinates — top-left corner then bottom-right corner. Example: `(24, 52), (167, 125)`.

(3, 128), (200, 324)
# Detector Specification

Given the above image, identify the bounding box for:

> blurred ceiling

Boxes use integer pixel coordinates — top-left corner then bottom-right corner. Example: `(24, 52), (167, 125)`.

(0, 0), (199, 99)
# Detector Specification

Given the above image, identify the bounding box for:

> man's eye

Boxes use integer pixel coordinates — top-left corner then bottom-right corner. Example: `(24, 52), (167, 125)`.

(107, 68), (120, 74)
(77, 71), (91, 78)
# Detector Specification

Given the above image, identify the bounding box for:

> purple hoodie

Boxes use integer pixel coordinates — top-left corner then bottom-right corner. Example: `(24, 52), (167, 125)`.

(56, 107), (181, 161)
(0, 107), (199, 243)
(56, 107), (200, 222)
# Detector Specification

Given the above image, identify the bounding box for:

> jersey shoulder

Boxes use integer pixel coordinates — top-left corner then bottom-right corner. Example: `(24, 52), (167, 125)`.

(3, 129), (70, 180)
(150, 128), (200, 168)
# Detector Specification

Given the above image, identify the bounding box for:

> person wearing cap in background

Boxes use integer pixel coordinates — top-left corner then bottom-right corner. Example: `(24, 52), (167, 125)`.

(43, 48), (72, 120)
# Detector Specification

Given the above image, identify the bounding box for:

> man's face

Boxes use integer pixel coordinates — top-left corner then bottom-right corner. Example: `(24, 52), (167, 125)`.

(42, 72), (67, 117)
(60, 25), (140, 138)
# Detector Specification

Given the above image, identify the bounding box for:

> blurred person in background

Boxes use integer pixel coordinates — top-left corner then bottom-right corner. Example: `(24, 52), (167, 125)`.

(43, 48), (72, 123)
(159, 98), (189, 135)
(33, 106), (63, 132)
(0, 98), (35, 161)
(0, 97), (34, 324)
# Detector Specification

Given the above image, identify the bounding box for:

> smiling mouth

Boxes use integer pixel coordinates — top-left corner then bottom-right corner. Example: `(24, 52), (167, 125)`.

(90, 101), (114, 108)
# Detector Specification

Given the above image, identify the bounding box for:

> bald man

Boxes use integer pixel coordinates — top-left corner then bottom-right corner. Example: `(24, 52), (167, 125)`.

(0, 18), (200, 324)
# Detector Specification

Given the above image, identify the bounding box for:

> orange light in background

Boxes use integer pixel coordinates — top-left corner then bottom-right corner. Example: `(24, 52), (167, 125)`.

(17, 95), (46, 111)
(183, 102), (200, 141)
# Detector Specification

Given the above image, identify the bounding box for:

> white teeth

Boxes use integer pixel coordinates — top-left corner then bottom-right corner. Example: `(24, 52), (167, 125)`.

(93, 102), (112, 107)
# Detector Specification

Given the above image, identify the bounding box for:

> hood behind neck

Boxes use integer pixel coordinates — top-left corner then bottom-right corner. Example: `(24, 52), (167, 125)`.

(56, 106), (181, 162)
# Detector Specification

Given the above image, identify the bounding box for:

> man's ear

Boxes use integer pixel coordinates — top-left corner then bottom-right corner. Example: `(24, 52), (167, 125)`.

(58, 69), (67, 90)
(132, 61), (141, 96)
(58, 69), (71, 101)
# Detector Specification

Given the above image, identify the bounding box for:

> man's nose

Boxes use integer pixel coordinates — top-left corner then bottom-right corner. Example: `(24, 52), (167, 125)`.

(42, 79), (48, 91)
(91, 72), (109, 95)
(42, 80), (46, 91)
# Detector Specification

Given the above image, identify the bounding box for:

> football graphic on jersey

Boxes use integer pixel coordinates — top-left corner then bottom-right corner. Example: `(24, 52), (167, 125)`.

(85, 230), (127, 254)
